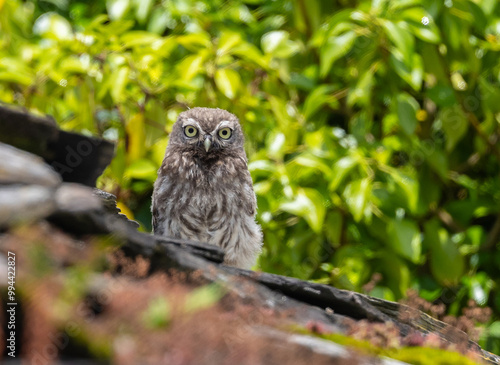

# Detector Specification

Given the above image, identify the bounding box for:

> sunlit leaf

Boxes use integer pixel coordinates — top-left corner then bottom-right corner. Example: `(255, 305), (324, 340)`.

(261, 30), (301, 58)
(125, 158), (157, 181)
(320, 30), (357, 77)
(292, 153), (333, 177)
(343, 177), (371, 222)
(266, 130), (286, 160)
(329, 156), (358, 191)
(217, 32), (243, 55)
(133, 0), (153, 24)
(111, 67), (129, 103)
(107, 0), (130, 20)
(177, 54), (205, 81)
(214, 68), (241, 99)
(463, 272), (494, 306)
(279, 188), (326, 233)
(390, 53), (423, 91)
(33, 12), (73, 40)
(248, 160), (277, 174)
(400, 8), (441, 43)
(380, 20), (414, 66)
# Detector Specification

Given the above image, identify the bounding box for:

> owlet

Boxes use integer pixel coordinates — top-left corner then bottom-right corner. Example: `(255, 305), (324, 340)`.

(151, 107), (262, 269)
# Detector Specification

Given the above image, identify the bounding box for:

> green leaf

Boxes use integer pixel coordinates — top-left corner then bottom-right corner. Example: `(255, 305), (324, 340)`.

(302, 84), (338, 119)
(465, 226), (485, 248)
(377, 251), (410, 299)
(0, 71), (32, 85)
(390, 53), (423, 91)
(279, 188), (326, 233)
(486, 322), (500, 338)
(121, 31), (161, 47)
(266, 131), (286, 160)
(426, 84), (456, 107)
(292, 154), (333, 177)
(388, 167), (419, 213)
(232, 42), (269, 69)
(380, 20), (414, 66)
(426, 148), (448, 181)
(261, 30), (301, 58)
(324, 210), (343, 246)
(343, 177), (371, 222)
(347, 70), (374, 107)
(177, 54), (205, 81)
(214, 68), (241, 99)
(438, 106), (469, 152)
(147, 8), (172, 34)
(33, 13), (73, 40)
(424, 220), (464, 286)
(107, 0), (130, 20)
(320, 30), (357, 77)
(109, 141), (126, 185)
(386, 219), (422, 263)
(126, 113), (146, 162)
(110, 67), (129, 103)
(400, 8), (441, 44)
(329, 156), (358, 191)
(479, 78), (500, 114)
(177, 33), (212, 50)
(217, 32), (243, 55)
(151, 137), (169, 168)
(125, 159), (157, 181)
(133, 0), (153, 24)
(396, 93), (418, 135)
(464, 272), (493, 306)
(248, 160), (277, 175)
(253, 180), (272, 196)
(333, 245), (371, 290)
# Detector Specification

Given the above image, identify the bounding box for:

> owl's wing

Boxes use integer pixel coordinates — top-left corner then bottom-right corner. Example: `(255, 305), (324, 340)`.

(152, 208), (158, 233)
(238, 158), (257, 217)
(151, 177), (164, 234)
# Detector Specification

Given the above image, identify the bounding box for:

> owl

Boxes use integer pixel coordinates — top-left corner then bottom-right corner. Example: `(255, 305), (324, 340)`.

(151, 107), (262, 269)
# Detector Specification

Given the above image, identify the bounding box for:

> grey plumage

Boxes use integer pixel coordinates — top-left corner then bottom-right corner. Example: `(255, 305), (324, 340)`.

(151, 107), (262, 268)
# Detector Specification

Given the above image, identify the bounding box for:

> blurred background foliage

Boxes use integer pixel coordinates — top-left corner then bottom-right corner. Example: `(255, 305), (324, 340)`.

(1, 0), (500, 353)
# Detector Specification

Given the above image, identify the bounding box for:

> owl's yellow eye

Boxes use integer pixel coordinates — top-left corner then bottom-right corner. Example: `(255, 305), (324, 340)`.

(218, 127), (232, 140)
(184, 126), (198, 138)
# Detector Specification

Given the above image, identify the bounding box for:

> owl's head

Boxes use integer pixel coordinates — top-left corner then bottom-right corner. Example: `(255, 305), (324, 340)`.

(168, 107), (245, 158)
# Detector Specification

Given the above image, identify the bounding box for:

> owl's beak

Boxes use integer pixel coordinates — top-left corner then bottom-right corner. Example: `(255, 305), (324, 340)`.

(204, 135), (212, 152)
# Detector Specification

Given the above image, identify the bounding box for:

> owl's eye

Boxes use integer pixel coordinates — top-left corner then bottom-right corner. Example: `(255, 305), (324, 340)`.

(184, 126), (198, 138)
(218, 127), (232, 140)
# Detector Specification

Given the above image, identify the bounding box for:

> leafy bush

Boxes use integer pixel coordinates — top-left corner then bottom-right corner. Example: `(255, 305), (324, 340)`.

(1, 0), (500, 352)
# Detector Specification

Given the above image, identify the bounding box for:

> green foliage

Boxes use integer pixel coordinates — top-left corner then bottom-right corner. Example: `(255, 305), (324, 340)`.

(2, 0), (500, 352)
